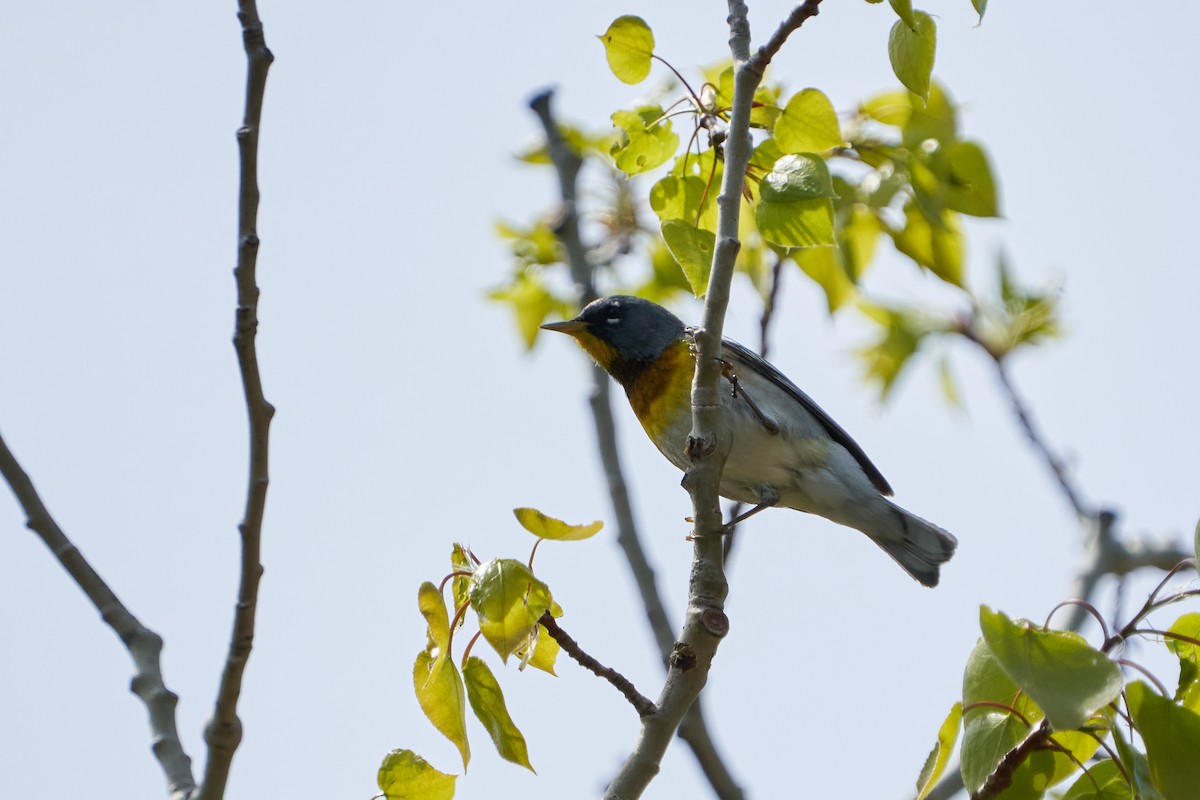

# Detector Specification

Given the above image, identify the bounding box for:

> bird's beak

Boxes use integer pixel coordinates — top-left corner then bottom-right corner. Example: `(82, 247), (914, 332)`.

(540, 318), (587, 336)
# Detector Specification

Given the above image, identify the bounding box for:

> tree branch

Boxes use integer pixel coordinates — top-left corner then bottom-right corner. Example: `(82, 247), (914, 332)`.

(199, 5), (274, 799)
(0, 430), (196, 799)
(540, 613), (655, 717)
(529, 88), (745, 800)
(605, 4), (825, 797)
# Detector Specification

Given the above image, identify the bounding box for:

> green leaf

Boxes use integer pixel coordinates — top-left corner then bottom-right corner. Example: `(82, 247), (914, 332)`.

(661, 219), (716, 296)
(413, 651), (470, 769)
(610, 106), (679, 175)
(449, 545), (474, 628)
(598, 16), (655, 84)
(860, 89), (912, 127)
(941, 140), (999, 217)
(755, 154), (836, 248)
(972, 0), (988, 23)
(468, 559), (553, 662)
(960, 633), (1108, 797)
(1060, 760), (1132, 800)
(980, 607), (1122, 731)
(488, 273), (570, 350)
(1167, 613), (1200, 712)
(916, 702), (962, 800)
(795, 247), (857, 313)
(649, 175), (718, 232)
(463, 656), (534, 772)
(1127, 680), (1200, 800)
(856, 303), (928, 400)
(775, 88), (845, 154)
(1112, 723), (1165, 800)
(418, 582), (451, 656)
(840, 203), (881, 280)
(520, 622), (561, 675)
(378, 749), (457, 800)
(513, 507), (603, 541)
(892, 201), (965, 286)
(888, 11), (937, 102)
(889, 0), (916, 29)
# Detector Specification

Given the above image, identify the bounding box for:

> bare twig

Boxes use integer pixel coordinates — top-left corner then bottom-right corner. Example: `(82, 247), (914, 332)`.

(0, 430), (196, 799)
(529, 89), (745, 799)
(199, 5), (274, 799)
(539, 613), (655, 717)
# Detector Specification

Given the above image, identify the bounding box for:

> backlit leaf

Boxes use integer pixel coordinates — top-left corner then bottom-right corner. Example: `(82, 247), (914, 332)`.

(796, 247), (857, 313)
(418, 582), (451, 655)
(942, 140), (999, 217)
(513, 507), (603, 541)
(469, 559), (553, 662)
(610, 106), (679, 175)
(755, 154), (836, 248)
(892, 201), (964, 286)
(650, 175), (718, 232)
(1126, 680), (1200, 800)
(888, 11), (937, 102)
(488, 273), (570, 350)
(775, 88), (845, 154)
(521, 622), (561, 675)
(1167, 613), (1200, 712)
(1060, 760), (1132, 800)
(413, 651), (470, 769)
(598, 16), (654, 84)
(464, 657), (534, 772)
(980, 607), (1122, 731)
(972, 0), (988, 23)
(861, 89), (912, 127)
(661, 219), (716, 296)
(378, 749), (456, 800)
(889, 0), (916, 29)
(916, 702), (961, 799)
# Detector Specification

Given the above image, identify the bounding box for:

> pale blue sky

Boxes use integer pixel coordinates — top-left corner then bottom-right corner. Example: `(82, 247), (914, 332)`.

(1, 2), (1197, 799)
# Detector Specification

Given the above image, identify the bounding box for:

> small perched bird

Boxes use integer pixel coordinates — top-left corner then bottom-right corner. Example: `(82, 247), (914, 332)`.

(542, 295), (957, 587)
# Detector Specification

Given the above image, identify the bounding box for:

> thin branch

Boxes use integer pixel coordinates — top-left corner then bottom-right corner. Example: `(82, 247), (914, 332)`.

(748, 0), (825, 76)
(0, 430), (196, 799)
(529, 88), (745, 800)
(539, 613), (655, 717)
(606, 4), (816, 796)
(199, 5), (274, 800)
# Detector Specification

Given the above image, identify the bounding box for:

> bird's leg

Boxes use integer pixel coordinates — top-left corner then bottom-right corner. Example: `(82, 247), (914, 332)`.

(725, 485), (780, 529)
(718, 360), (780, 435)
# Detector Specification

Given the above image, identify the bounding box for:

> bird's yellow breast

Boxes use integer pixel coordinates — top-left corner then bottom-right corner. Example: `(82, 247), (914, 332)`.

(626, 341), (695, 442)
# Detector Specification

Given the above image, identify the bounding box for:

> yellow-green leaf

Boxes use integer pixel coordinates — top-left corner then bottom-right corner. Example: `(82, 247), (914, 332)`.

(861, 89), (913, 127)
(795, 247), (857, 313)
(488, 273), (569, 350)
(413, 651), (470, 769)
(378, 749), (457, 800)
(916, 702), (962, 800)
(469, 559), (553, 662)
(889, 0), (916, 29)
(980, 607), (1122, 731)
(520, 622), (561, 675)
(418, 582), (451, 656)
(775, 88), (845, 154)
(1127, 680), (1200, 800)
(598, 16), (655, 84)
(755, 154), (836, 248)
(888, 11), (937, 102)
(942, 140), (999, 218)
(449, 545), (474, 627)
(649, 175), (718, 232)
(1060, 759), (1131, 800)
(1168, 613), (1200, 712)
(840, 203), (881, 280)
(463, 656), (534, 772)
(892, 201), (964, 286)
(513, 507), (603, 541)
(972, 0), (988, 23)
(610, 106), (678, 175)
(661, 219), (716, 296)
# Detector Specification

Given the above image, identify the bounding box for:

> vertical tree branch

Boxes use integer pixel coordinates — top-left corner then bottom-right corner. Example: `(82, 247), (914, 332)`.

(199, 5), (274, 799)
(0, 431), (196, 799)
(529, 89), (745, 800)
(606, 3), (823, 798)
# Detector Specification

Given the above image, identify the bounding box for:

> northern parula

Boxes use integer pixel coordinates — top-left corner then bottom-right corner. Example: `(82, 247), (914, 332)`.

(541, 295), (957, 587)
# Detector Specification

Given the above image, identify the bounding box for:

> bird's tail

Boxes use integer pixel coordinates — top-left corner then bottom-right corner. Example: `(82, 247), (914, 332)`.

(868, 500), (958, 587)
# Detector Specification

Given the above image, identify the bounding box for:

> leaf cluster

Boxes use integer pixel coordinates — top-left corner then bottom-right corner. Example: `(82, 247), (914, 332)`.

(377, 509), (604, 799)
(917, 560), (1200, 800)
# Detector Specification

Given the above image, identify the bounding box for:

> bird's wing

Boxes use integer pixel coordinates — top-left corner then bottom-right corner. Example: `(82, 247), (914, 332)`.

(716, 335), (894, 496)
